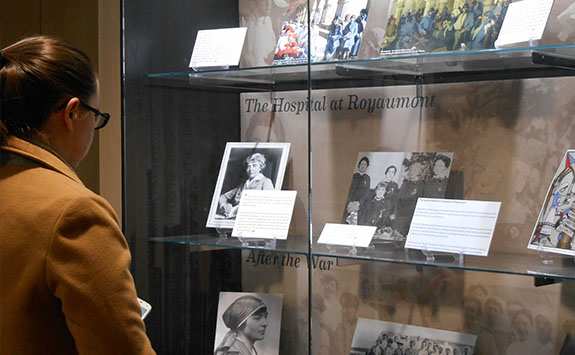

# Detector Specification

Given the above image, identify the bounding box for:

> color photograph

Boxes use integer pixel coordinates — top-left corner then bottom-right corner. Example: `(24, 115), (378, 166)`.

(529, 150), (575, 256)
(378, 0), (513, 56)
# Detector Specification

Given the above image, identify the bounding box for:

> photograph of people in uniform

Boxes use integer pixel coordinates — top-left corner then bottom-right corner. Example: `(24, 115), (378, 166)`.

(379, 0), (513, 56)
(207, 142), (290, 229)
(423, 155), (451, 198)
(342, 156), (372, 225)
(349, 318), (476, 355)
(315, 2), (371, 62)
(529, 150), (575, 255)
(238, 0), (374, 66)
(214, 292), (283, 355)
(342, 152), (453, 241)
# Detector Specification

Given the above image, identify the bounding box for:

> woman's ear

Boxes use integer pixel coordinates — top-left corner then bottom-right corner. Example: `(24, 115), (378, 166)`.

(62, 97), (81, 130)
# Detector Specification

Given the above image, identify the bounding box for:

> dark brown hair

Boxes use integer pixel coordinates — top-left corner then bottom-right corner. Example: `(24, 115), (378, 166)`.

(0, 35), (96, 143)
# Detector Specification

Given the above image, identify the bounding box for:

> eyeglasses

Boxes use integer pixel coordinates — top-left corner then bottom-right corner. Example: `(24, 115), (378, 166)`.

(55, 100), (111, 130)
(80, 101), (111, 130)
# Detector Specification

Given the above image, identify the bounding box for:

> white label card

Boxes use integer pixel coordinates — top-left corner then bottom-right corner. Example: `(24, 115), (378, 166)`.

(189, 27), (247, 69)
(138, 297), (152, 320)
(496, 0), (554, 47)
(405, 198), (501, 256)
(232, 190), (297, 240)
(317, 223), (377, 248)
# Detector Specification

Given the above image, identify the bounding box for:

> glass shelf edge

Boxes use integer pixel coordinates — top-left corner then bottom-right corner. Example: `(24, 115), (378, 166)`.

(148, 235), (575, 280)
(149, 234), (309, 256)
(311, 247), (575, 281)
(148, 44), (575, 79)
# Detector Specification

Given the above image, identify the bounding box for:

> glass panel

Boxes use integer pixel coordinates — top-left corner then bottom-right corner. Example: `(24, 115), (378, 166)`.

(123, 0), (310, 353)
(310, 0), (575, 354)
(124, 0), (575, 353)
(311, 259), (575, 354)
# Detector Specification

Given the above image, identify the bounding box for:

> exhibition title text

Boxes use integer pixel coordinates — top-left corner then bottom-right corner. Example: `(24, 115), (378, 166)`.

(244, 93), (437, 115)
(246, 250), (334, 271)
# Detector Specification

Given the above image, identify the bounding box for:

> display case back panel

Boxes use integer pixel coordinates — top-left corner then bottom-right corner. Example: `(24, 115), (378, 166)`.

(311, 260), (575, 354)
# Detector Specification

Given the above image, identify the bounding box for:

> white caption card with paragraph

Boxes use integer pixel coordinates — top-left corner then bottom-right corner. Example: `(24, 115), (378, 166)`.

(405, 198), (501, 256)
(232, 190), (297, 240)
(189, 27), (247, 69)
(496, 0), (554, 47)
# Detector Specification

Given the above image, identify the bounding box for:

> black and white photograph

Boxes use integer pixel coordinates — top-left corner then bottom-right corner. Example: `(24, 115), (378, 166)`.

(207, 142), (290, 229)
(214, 292), (283, 355)
(342, 152), (454, 241)
(349, 318), (476, 355)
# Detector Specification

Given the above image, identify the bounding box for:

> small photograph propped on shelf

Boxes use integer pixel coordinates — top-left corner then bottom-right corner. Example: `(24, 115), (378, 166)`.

(312, 0), (372, 62)
(239, 0), (374, 67)
(529, 150), (575, 256)
(272, 0), (373, 64)
(207, 142), (290, 229)
(341, 152), (453, 242)
(349, 318), (476, 355)
(214, 292), (283, 355)
(375, 0), (514, 57)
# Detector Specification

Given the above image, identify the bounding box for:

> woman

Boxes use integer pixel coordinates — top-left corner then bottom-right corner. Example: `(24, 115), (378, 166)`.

(340, 15), (358, 59)
(323, 16), (343, 61)
(393, 161), (425, 237)
(342, 156), (371, 224)
(0, 36), (155, 354)
(423, 155), (451, 198)
(215, 295), (268, 355)
(218, 152), (274, 218)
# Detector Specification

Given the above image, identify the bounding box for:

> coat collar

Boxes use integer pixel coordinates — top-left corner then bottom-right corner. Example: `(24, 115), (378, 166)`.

(245, 173), (265, 186)
(1, 136), (83, 185)
(231, 338), (257, 355)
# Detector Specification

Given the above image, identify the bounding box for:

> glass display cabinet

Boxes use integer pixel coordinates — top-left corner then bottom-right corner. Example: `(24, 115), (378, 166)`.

(123, 0), (575, 353)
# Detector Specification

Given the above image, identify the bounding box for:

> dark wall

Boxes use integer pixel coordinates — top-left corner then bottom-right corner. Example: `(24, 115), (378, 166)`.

(123, 0), (241, 353)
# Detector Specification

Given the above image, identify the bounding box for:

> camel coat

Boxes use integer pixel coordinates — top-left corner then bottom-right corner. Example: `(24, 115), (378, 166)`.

(0, 136), (155, 354)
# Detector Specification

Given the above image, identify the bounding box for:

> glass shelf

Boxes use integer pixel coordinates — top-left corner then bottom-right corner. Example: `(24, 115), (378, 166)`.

(150, 234), (575, 281)
(148, 44), (575, 91)
(150, 233), (309, 256)
(312, 241), (575, 281)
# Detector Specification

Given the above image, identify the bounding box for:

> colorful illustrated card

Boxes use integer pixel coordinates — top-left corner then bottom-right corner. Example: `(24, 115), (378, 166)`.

(529, 150), (575, 256)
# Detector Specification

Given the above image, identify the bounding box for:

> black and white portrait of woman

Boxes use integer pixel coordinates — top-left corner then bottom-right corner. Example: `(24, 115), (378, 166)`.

(218, 153), (275, 219)
(214, 292), (283, 355)
(207, 142), (290, 229)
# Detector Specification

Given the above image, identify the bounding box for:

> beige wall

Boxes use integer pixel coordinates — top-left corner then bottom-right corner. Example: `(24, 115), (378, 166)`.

(1, 0), (99, 193)
(98, 0), (122, 221)
(1, 0), (122, 219)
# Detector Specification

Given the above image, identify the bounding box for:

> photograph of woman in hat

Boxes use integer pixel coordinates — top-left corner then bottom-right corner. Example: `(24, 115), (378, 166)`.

(214, 292), (283, 355)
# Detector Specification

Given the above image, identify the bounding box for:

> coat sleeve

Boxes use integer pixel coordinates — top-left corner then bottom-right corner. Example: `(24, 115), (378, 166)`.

(46, 195), (156, 355)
